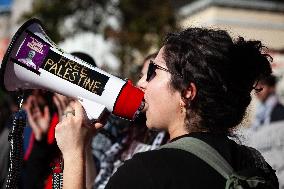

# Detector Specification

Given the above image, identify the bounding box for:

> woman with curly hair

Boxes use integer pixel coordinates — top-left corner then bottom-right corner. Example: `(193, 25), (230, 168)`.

(55, 28), (278, 189)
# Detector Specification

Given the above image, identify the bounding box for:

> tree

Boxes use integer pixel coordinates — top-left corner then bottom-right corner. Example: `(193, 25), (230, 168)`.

(21, 0), (109, 42)
(21, 0), (178, 79)
(116, 0), (178, 78)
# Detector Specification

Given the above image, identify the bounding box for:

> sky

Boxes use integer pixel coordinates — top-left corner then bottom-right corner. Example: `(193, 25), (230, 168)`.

(0, 0), (11, 6)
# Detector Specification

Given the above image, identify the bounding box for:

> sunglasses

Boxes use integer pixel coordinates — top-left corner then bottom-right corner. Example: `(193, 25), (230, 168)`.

(146, 60), (182, 82)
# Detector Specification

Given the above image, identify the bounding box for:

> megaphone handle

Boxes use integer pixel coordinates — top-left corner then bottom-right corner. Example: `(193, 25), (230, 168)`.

(78, 98), (108, 123)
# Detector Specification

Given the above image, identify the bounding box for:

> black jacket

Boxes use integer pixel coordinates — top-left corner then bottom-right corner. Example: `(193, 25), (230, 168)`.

(105, 132), (278, 189)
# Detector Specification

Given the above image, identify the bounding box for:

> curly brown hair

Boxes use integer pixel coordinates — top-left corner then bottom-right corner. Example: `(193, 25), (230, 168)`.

(163, 28), (272, 134)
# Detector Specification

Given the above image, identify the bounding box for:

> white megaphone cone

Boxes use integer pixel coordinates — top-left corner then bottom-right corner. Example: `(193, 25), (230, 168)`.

(0, 18), (144, 121)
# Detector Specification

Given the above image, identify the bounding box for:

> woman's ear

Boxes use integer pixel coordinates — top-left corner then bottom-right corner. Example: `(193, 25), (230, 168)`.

(183, 82), (197, 101)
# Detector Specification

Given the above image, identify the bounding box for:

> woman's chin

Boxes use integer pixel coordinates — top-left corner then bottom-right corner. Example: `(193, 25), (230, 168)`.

(146, 119), (154, 129)
(146, 125), (164, 132)
(146, 120), (163, 131)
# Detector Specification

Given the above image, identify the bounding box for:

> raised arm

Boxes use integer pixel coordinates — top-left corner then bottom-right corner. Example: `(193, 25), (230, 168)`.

(55, 101), (105, 189)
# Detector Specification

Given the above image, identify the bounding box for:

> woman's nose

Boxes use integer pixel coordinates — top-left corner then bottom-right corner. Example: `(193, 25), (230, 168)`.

(137, 74), (147, 92)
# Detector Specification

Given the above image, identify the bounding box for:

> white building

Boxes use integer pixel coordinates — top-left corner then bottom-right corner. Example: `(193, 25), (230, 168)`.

(177, 0), (284, 100)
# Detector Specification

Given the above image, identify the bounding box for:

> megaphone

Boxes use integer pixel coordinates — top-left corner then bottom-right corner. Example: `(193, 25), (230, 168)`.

(0, 18), (144, 121)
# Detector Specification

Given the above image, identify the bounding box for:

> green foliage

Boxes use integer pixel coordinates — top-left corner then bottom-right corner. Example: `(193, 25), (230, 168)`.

(116, 0), (178, 77)
(119, 0), (177, 51)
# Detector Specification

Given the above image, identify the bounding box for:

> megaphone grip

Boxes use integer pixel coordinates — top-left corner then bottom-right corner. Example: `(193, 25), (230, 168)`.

(113, 81), (144, 120)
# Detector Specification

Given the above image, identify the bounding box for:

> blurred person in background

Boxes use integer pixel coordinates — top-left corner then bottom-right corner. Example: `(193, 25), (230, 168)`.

(251, 74), (284, 130)
(21, 89), (59, 189)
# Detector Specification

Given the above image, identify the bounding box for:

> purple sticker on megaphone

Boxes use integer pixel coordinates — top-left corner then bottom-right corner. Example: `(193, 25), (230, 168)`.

(15, 35), (49, 71)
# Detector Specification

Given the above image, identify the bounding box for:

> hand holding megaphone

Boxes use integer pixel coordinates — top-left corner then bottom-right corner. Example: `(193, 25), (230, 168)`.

(0, 18), (144, 121)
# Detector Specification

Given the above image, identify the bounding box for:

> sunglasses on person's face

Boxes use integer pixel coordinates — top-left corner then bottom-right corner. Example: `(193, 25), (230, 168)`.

(146, 60), (182, 82)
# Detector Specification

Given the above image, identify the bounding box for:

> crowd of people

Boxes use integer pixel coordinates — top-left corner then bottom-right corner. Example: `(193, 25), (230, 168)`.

(0, 27), (283, 189)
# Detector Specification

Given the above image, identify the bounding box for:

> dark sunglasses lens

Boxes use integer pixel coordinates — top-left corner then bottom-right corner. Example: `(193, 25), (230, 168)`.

(146, 62), (156, 82)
